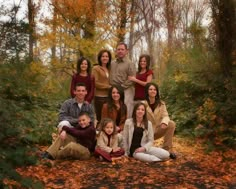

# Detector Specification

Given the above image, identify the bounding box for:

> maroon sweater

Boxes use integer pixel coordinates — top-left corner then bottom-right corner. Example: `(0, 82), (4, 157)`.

(62, 122), (96, 152)
(134, 70), (153, 100)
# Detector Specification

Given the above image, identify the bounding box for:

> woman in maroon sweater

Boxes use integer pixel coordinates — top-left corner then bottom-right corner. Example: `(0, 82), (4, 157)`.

(128, 54), (153, 101)
(70, 57), (95, 103)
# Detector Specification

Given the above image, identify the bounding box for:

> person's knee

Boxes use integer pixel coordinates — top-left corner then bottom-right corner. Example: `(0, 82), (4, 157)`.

(168, 120), (176, 129)
(57, 121), (73, 133)
(149, 147), (170, 159)
(160, 149), (170, 159)
(58, 121), (71, 128)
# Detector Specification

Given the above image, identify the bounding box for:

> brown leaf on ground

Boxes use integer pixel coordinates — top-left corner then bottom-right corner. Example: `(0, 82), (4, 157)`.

(12, 136), (236, 188)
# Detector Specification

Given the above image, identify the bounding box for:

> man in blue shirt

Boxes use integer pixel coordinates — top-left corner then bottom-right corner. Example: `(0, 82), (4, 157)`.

(57, 82), (95, 132)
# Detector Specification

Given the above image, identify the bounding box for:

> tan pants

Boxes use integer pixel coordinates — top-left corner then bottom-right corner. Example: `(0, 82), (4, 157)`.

(154, 120), (176, 150)
(124, 86), (134, 118)
(47, 134), (90, 160)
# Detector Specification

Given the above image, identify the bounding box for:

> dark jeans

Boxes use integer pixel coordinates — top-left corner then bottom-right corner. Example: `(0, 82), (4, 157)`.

(94, 96), (108, 124)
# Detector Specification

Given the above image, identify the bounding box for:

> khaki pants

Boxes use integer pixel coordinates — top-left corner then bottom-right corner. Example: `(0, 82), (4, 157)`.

(47, 134), (90, 160)
(124, 87), (134, 118)
(154, 120), (176, 150)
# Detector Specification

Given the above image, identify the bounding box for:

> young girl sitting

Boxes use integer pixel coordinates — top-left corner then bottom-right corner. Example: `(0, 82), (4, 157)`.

(95, 118), (125, 162)
(123, 102), (175, 162)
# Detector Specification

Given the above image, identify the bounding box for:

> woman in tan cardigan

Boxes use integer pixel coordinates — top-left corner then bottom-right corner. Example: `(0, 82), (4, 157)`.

(92, 49), (112, 125)
(143, 82), (176, 151)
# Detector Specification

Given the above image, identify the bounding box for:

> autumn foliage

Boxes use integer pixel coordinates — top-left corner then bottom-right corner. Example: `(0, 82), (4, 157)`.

(0, 0), (235, 188)
(3, 137), (235, 188)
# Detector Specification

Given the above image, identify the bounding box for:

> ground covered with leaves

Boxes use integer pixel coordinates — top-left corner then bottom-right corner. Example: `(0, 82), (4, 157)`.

(6, 137), (236, 189)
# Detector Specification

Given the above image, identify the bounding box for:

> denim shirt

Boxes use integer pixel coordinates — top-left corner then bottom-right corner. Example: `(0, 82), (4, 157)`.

(58, 98), (95, 126)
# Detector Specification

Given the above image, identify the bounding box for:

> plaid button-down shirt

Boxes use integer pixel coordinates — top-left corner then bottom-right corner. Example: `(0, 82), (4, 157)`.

(58, 98), (95, 127)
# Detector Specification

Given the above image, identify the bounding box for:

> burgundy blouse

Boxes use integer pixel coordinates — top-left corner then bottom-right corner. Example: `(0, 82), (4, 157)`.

(134, 70), (153, 100)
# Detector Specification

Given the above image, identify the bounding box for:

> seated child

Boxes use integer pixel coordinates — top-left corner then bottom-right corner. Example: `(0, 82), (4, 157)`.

(95, 118), (125, 162)
(42, 111), (96, 160)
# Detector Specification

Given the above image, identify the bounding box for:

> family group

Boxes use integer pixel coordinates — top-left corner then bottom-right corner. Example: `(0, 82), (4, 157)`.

(42, 42), (176, 162)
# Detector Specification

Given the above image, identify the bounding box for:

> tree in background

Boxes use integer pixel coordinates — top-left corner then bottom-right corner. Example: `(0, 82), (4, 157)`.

(211, 0), (236, 77)
(0, 3), (28, 64)
(27, 0), (37, 63)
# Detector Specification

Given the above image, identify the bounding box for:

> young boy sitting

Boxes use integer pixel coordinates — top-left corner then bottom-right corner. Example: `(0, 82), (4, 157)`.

(42, 111), (96, 160)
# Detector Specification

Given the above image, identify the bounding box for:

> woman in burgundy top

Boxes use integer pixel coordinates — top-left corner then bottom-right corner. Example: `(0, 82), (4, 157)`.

(128, 54), (153, 101)
(70, 57), (95, 103)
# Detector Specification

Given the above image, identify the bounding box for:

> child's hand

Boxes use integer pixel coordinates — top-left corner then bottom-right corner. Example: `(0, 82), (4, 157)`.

(60, 130), (67, 140)
(135, 147), (145, 153)
(113, 147), (121, 152)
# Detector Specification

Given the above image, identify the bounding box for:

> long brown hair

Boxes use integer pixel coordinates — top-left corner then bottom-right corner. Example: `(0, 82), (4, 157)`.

(138, 54), (151, 73)
(107, 85), (127, 117)
(76, 57), (91, 74)
(97, 49), (112, 69)
(145, 82), (161, 110)
(132, 102), (148, 130)
(99, 118), (116, 136)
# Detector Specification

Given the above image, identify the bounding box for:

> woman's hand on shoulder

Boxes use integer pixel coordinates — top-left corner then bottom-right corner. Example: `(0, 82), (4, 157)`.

(128, 76), (136, 82)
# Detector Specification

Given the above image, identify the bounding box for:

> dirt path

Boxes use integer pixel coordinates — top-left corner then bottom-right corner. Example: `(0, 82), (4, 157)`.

(14, 137), (236, 188)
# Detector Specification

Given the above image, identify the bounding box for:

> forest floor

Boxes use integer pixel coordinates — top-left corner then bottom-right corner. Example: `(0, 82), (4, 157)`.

(8, 136), (236, 188)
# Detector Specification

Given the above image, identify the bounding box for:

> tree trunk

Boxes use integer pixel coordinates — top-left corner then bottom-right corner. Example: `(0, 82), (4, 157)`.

(84, 0), (96, 40)
(28, 0), (35, 63)
(165, 0), (175, 51)
(128, 0), (136, 60)
(211, 0), (236, 77)
(51, 0), (57, 60)
(118, 0), (127, 43)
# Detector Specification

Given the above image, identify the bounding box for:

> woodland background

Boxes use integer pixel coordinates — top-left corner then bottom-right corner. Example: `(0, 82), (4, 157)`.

(0, 0), (235, 188)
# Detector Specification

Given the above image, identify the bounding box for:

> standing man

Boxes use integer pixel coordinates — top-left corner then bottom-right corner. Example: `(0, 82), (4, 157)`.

(57, 82), (95, 131)
(110, 42), (136, 118)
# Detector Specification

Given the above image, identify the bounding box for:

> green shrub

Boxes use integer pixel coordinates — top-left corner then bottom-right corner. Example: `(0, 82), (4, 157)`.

(160, 46), (236, 148)
(0, 62), (65, 187)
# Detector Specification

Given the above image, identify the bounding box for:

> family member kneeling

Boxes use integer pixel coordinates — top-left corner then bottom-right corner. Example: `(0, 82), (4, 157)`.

(57, 82), (95, 132)
(143, 82), (176, 151)
(95, 118), (125, 162)
(123, 102), (174, 162)
(42, 111), (96, 160)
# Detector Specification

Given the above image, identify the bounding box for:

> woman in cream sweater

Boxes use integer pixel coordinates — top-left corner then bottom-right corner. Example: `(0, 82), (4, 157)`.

(143, 82), (176, 151)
